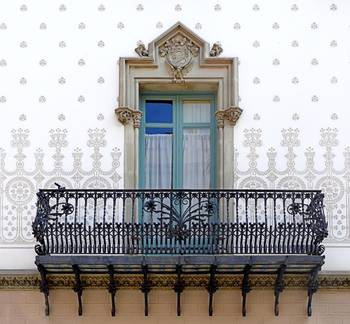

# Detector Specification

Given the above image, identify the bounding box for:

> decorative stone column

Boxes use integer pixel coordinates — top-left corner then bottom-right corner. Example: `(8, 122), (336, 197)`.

(115, 107), (143, 189)
(215, 106), (243, 189)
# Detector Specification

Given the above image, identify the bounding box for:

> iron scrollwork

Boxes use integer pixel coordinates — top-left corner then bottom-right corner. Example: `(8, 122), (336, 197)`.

(143, 192), (216, 241)
(32, 188), (328, 256)
(33, 184), (74, 255)
(287, 192), (328, 255)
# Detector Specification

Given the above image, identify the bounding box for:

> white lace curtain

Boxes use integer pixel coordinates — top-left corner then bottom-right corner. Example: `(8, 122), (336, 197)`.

(183, 128), (210, 189)
(145, 134), (172, 189)
(144, 129), (210, 189)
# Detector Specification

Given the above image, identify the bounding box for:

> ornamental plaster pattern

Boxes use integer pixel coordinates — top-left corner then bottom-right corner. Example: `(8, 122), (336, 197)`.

(0, 1), (348, 255)
(0, 128), (121, 243)
(234, 127), (350, 241)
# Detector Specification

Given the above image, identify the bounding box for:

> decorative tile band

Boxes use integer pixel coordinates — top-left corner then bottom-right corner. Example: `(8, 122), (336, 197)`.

(1, 273), (350, 290)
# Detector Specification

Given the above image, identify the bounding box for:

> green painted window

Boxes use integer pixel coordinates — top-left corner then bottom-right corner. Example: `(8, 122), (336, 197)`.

(139, 94), (216, 189)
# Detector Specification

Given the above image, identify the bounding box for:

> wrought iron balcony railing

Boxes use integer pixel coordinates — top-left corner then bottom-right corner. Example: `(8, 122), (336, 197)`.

(32, 186), (328, 318)
(33, 186), (328, 256)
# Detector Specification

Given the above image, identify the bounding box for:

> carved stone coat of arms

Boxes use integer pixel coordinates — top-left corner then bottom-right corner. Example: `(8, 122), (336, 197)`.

(159, 34), (199, 82)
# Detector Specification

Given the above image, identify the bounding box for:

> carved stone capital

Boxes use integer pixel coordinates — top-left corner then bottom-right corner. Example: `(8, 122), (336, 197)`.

(132, 111), (142, 128)
(215, 106), (242, 128)
(215, 110), (225, 128)
(115, 107), (143, 128)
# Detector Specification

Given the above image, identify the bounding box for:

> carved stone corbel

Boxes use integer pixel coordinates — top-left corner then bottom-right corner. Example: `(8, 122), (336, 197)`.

(215, 106), (242, 128)
(115, 107), (143, 128)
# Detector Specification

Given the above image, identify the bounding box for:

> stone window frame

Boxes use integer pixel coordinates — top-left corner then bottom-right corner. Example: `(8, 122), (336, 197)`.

(115, 22), (242, 189)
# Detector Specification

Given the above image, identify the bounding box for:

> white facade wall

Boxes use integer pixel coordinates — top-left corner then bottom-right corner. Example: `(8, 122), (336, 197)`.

(0, 0), (349, 269)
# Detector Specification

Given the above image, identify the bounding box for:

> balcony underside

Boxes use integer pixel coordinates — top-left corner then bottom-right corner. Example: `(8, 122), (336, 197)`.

(35, 254), (324, 318)
(36, 254), (324, 275)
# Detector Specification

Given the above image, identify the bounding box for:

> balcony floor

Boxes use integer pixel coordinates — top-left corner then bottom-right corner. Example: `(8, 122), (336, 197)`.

(36, 254), (324, 275)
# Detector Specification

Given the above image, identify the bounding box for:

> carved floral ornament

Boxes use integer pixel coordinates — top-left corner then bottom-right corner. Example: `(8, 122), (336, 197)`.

(115, 106), (242, 128)
(115, 107), (142, 128)
(215, 106), (243, 128)
(159, 34), (200, 82)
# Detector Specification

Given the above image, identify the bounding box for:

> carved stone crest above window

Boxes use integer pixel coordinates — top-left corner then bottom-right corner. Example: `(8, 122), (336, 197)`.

(159, 34), (199, 82)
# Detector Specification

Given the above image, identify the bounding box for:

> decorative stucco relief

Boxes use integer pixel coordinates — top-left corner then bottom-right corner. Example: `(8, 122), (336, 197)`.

(159, 34), (199, 82)
(0, 128), (122, 243)
(0, 125), (348, 244)
(234, 127), (350, 241)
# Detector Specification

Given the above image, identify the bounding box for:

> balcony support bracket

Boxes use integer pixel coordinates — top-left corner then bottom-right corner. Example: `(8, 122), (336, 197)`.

(72, 264), (83, 316)
(307, 265), (321, 317)
(37, 263), (50, 316)
(108, 264), (117, 316)
(207, 264), (218, 316)
(173, 264), (185, 316)
(242, 264), (251, 317)
(141, 264), (151, 316)
(274, 264), (286, 316)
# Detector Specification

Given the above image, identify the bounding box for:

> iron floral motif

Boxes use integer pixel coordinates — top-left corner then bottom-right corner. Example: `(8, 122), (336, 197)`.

(143, 192), (215, 240)
(159, 34), (199, 82)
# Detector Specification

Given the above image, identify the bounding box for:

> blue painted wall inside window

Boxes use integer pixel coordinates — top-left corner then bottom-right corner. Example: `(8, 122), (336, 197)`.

(145, 100), (173, 123)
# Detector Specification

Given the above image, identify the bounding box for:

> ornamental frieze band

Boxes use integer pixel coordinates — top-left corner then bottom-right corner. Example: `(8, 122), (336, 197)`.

(1, 273), (350, 289)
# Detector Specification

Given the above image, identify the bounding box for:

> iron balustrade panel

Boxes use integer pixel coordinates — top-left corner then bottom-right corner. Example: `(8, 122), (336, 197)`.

(32, 188), (328, 256)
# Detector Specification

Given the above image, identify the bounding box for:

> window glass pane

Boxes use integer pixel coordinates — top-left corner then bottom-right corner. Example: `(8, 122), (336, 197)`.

(146, 127), (172, 134)
(183, 128), (210, 189)
(183, 101), (211, 123)
(145, 100), (173, 123)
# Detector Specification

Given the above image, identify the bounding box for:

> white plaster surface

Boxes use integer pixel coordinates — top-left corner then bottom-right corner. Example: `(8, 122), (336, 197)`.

(0, 0), (349, 269)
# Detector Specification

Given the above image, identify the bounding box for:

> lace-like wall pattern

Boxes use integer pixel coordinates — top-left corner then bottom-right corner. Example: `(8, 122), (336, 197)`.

(234, 128), (349, 242)
(0, 128), (121, 243)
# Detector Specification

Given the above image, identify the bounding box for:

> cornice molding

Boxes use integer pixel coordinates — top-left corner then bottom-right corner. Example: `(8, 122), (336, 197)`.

(1, 273), (350, 290)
